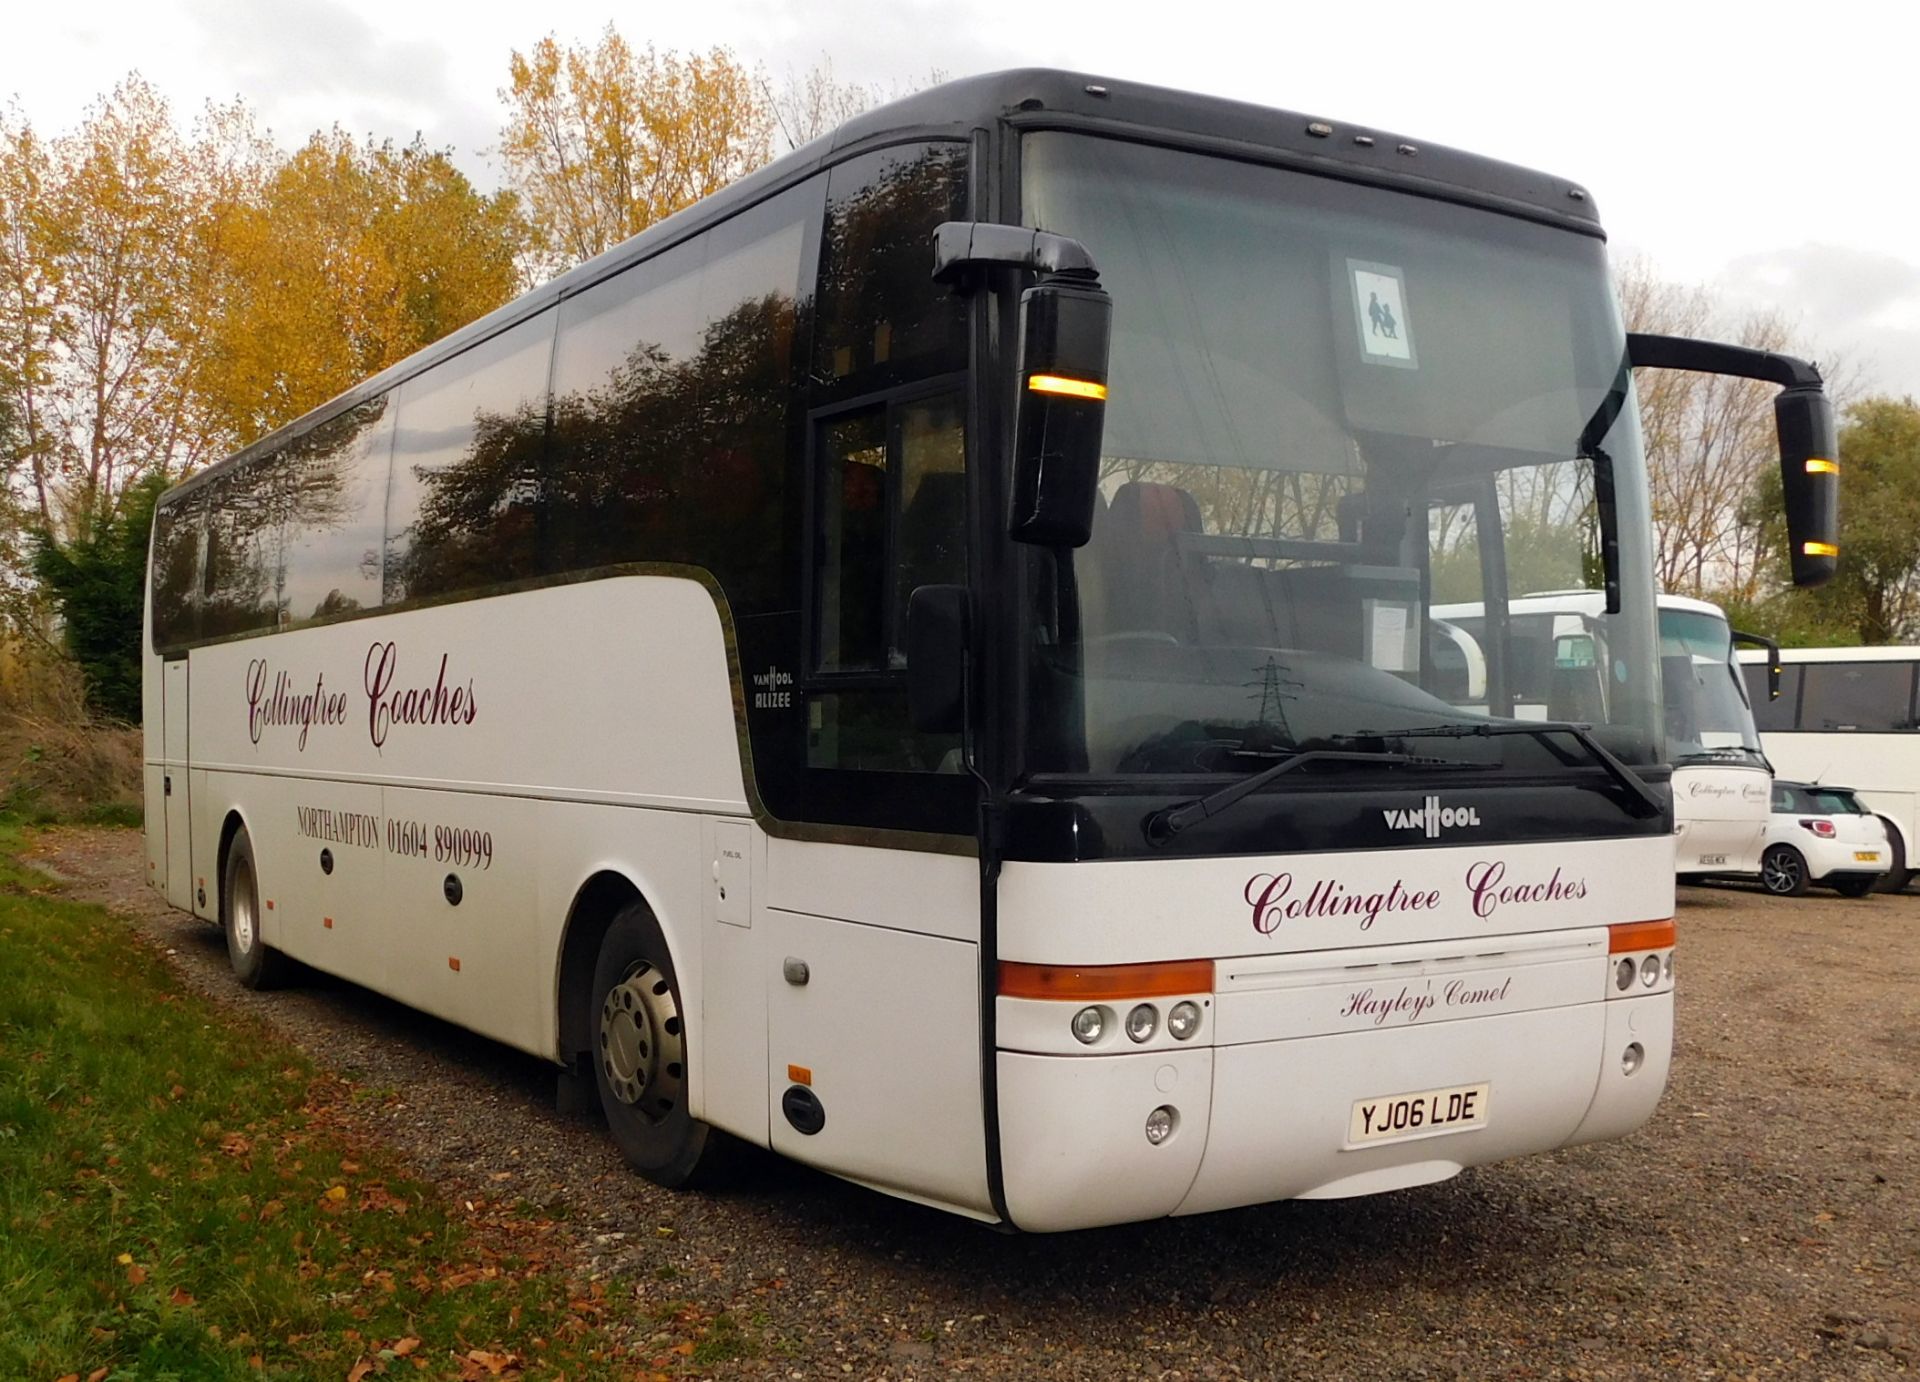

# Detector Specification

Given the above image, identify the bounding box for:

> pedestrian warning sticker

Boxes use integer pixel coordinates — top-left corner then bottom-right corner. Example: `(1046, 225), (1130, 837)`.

(1350, 260), (1417, 369)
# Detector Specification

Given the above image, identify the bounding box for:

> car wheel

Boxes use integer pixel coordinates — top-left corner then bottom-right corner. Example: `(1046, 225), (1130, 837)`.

(222, 826), (294, 989)
(1872, 821), (1908, 893)
(1760, 844), (1811, 897)
(1831, 875), (1877, 898)
(589, 901), (722, 1188)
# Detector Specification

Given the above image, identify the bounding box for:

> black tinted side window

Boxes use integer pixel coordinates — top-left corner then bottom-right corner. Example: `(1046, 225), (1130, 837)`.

(150, 490), (204, 652)
(1798, 661), (1915, 732)
(281, 397), (393, 625)
(199, 459), (285, 639)
(1745, 663), (1799, 732)
(813, 143), (968, 398)
(547, 178), (817, 612)
(386, 313), (555, 604)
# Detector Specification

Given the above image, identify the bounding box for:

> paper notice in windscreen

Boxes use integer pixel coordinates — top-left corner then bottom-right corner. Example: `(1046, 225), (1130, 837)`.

(1369, 601), (1412, 672)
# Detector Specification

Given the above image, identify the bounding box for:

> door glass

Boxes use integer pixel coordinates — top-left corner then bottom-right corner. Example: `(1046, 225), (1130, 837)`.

(808, 389), (966, 773)
(891, 393), (967, 663)
(816, 409), (889, 674)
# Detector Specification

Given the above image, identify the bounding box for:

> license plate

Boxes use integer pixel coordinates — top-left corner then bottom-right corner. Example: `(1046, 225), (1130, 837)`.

(1698, 854), (1727, 866)
(1349, 1082), (1491, 1147)
(1855, 851), (1881, 862)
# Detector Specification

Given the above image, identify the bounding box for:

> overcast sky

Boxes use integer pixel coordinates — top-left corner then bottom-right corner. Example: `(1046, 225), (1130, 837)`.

(7, 0), (1916, 396)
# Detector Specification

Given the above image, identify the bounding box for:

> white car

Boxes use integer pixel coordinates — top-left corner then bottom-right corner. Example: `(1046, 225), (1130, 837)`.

(1759, 782), (1891, 897)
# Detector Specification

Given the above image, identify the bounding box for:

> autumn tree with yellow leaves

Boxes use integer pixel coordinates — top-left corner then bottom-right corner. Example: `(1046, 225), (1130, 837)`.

(193, 129), (522, 449)
(498, 28), (772, 278)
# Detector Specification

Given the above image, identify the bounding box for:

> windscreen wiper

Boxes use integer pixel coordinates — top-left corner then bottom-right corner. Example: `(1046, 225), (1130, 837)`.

(1364, 720), (1665, 818)
(1144, 746), (1442, 845)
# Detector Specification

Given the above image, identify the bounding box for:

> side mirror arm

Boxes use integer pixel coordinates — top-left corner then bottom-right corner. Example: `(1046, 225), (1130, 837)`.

(932, 221), (1100, 291)
(1731, 628), (1783, 701)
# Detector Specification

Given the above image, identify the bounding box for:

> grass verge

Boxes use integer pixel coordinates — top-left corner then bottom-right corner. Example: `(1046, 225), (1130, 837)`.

(0, 820), (716, 1380)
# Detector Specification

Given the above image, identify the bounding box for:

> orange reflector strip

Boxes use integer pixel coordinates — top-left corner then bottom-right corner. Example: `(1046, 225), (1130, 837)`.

(998, 958), (1213, 1000)
(265, 899), (274, 910)
(1803, 541), (1838, 557)
(1804, 457), (1838, 474)
(1609, 919), (1675, 954)
(448, 956), (461, 972)
(787, 1064), (812, 1086)
(322, 916), (333, 929)
(1027, 373), (1108, 401)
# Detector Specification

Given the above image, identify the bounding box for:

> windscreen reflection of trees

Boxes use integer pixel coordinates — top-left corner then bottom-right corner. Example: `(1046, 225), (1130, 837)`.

(1429, 462), (1599, 603)
(814, 146), (966, 388)
(281, 400), (386, 621)
(1099, 456), (1356, 550)
(394, 292), (797, 609)
(1099, 454), (1599, 603)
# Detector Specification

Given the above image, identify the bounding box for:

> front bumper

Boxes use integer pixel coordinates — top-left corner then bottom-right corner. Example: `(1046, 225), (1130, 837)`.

(997, 992), (1673, 1232)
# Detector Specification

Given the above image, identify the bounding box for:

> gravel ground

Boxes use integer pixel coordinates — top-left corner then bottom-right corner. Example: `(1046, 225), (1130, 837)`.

(25, 827), (1919, 1380)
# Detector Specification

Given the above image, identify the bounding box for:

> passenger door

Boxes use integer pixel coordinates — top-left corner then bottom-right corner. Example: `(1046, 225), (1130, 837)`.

(162, 659), (192, 910)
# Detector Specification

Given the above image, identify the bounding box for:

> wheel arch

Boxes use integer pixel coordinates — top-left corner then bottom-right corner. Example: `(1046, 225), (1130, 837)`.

(555, 869), (653, 1064)
(1874, 812), (1909, 860)
(215, 807), (251, 916)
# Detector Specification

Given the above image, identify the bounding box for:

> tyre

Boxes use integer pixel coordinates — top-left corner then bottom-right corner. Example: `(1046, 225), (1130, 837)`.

(589, 902), (718, 1188)
(1760, 844), (1811, 897)
(1831, 875), (1877, 898)
(1872, 821), (1909, 894)
(222, 827), (294, 989)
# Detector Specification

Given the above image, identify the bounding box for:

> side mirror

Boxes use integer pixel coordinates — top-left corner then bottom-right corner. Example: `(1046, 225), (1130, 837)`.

(907, 584), (969, 734)
(1626, 333), (1839, 588)
(1008, 279), (1112, 547)
(1774, 387), (1839, 588)
(1731, 628), (1782, 701)
(928, 221), (1113, 549)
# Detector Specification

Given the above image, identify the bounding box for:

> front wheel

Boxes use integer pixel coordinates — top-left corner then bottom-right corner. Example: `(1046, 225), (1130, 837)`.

(1831, 875), (1878, 898)
(1760, 844), (1811, 897)
(222, 827), (294, 989)
(589, 902), (719, 1188)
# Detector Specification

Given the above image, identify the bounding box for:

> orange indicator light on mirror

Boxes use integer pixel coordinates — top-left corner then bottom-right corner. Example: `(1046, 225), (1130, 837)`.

(1804, 457), (1838, 474)
(1802, 541), (1839, 557)
(1027, 373), (1108, 401)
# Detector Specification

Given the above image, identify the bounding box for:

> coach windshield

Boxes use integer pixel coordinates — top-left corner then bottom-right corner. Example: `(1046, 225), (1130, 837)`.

(1660, 607), (1765, 767)
(1017, 133), (1662, 782)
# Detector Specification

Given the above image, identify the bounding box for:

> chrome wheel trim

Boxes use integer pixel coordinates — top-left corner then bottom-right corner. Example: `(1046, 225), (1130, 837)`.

(598, 960), (685, 1119)
(230, 855), (257, 952)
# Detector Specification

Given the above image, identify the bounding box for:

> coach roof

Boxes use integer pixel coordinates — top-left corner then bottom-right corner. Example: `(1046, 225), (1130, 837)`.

(163, 67), (1603, 504)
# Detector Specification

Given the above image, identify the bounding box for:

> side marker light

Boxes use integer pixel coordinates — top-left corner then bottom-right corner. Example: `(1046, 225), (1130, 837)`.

(1803, 541), (1839, 557)
(1804, 457), (1839, 474)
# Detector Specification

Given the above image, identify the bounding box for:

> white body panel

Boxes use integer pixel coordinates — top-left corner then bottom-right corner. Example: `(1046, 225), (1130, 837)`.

(1739, 645), (1920, 871)
(995, 835), (1675, 1228)
(1755, 732), (1918, 864)
(1671, 764), (1770, 876)
(146, 575), (994, 1219)
(144, 572), (1680, 1231)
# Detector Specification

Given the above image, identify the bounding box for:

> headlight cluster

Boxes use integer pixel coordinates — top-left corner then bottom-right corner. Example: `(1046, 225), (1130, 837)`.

(1613, 948), (1674, 992)
(1070, 998), (1204, 1046)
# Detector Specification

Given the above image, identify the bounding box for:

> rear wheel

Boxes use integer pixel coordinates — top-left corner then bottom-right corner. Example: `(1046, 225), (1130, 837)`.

(1831, 875), (1877, 898)
(222, 827), (294, 989)
(1760, 844), (1810, 897)
(589, 902), (719, 1188)
(1872, 821), (1908, 893)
